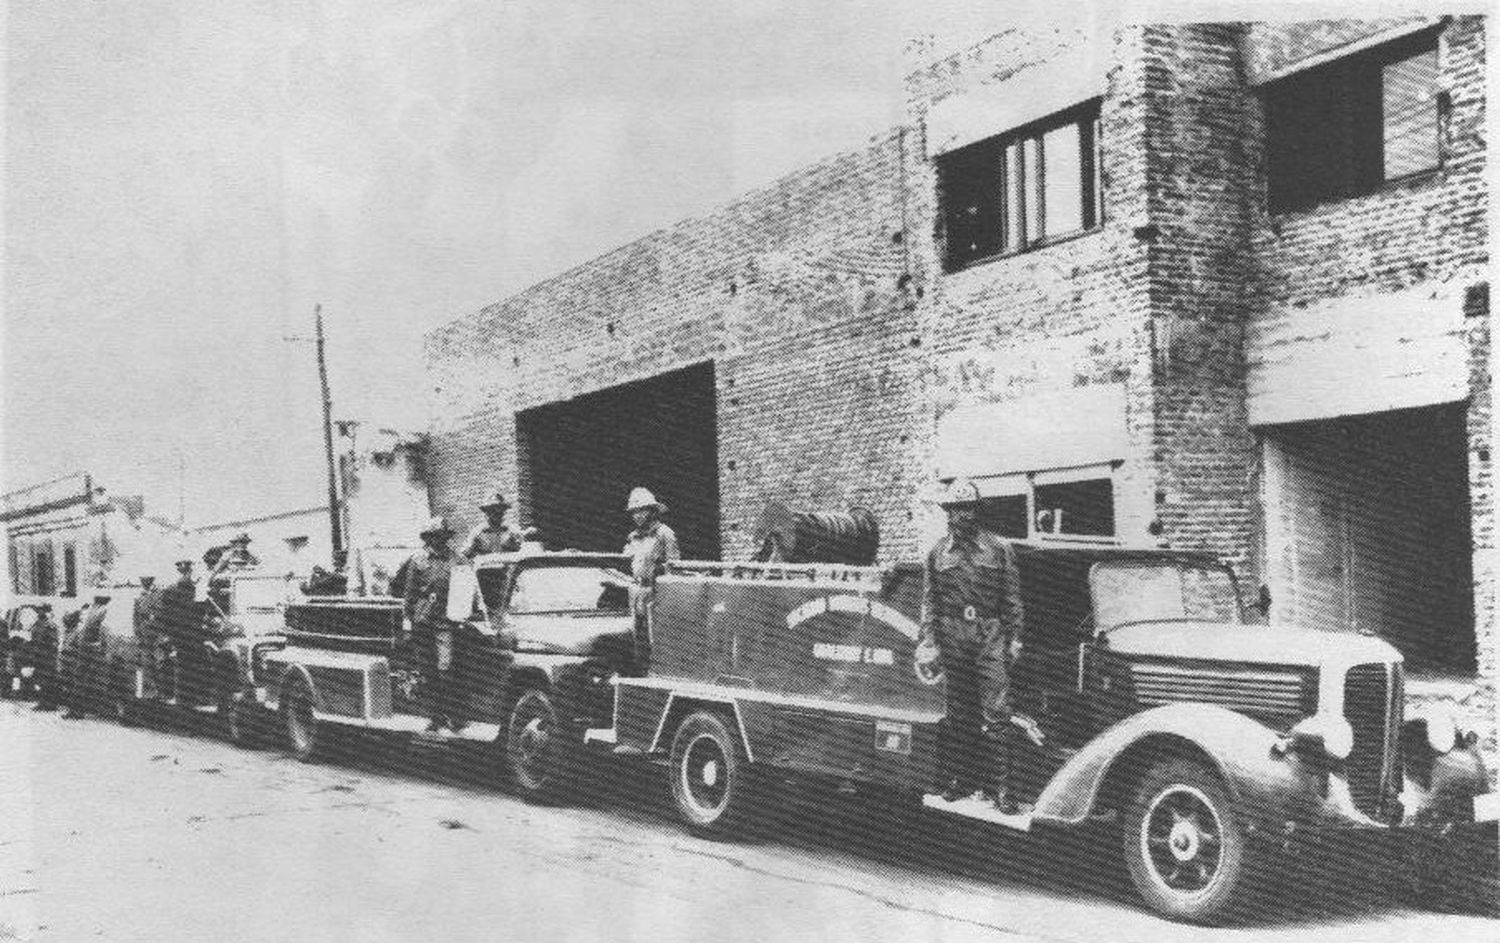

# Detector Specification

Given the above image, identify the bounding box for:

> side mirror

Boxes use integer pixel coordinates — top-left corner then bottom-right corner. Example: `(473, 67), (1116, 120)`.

(447, 566), (480, 622)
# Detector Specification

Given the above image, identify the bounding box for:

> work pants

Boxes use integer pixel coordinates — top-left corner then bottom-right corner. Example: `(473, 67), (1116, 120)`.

(629, 587), (654, 675)
(937, 622), (1013, 794)
(420, 622), (469, 727)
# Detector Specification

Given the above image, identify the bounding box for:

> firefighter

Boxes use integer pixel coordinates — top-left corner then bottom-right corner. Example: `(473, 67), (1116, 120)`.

(29, 605), (61, 711)
(401, 516), (464, 732)
(622, 487), (678, 672)
(63, 593), (113, 719)
(133, 575), (162, 635)
(158, 558), (207, 703)
(219, 533), (261, 571)
(918, 478), (1025, 813)
(463, 491), (525, 558)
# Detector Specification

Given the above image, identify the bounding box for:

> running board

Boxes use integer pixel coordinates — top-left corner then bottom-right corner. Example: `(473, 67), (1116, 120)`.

(312, 711), (501, 743)
(922, 793), (1033, 831)
(583, 727), (617, 746)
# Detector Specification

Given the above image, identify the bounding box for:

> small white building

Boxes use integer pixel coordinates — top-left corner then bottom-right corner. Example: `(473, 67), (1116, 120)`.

(3, 473), (180, 594)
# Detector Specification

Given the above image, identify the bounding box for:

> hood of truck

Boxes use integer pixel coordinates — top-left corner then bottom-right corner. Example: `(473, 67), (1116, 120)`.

(504, 612), (635, 656)
(1105, 621), (1402, 667)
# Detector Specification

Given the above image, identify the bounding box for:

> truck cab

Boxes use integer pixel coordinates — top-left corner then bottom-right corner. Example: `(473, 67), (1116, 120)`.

(256, 548), (635, 800)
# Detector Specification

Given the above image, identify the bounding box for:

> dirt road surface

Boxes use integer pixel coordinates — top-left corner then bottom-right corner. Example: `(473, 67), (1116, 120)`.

(0, 701), (1493, 942)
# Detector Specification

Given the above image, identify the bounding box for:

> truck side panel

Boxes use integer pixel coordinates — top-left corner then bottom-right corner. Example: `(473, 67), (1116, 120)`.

(616, 682), (673, 753)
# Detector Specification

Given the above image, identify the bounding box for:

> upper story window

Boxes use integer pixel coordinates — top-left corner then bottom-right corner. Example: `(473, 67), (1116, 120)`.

(1264, 33), (1442, 213)
(936, 101), (1103, 272)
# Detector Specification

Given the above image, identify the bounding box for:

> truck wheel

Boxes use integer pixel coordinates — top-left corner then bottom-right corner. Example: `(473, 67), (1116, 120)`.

(669, 711), (757, 837)
(282, 677), (320, 762)
(505, 688), (572, 802)
(1122, 758), (1261, 924)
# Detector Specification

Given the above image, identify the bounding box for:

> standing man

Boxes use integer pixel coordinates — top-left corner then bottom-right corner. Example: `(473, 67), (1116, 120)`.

(29, 605), (61, 711)
(622, 487), (678, 673)
(158, 558), (206, 702)
(463, 491), (525, 558)
(919, 478), (1025, 813)
(133, 575), (162, 637)
(402, 516), (463, 732)
(133, 573), (166, 687)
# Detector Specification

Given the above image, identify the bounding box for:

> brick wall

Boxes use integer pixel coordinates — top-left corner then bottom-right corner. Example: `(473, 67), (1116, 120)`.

(1135, 24), (1260, 571)
(1240, 16), (1492, 747)
(424, 134), (924, 561)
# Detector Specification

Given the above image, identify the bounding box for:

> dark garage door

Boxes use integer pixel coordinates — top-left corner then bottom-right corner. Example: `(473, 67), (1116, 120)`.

(516, 362), (721, 560)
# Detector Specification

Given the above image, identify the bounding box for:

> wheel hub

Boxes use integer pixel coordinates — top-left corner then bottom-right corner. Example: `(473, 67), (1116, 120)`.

(520, 716), (548, 754)
(701, 759), (720, 788)
(1143, 785), (1223, 894)
(1168, 818), (1202, 861)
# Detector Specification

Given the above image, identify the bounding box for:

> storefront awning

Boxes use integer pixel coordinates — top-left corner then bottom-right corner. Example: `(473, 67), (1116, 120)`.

(936, 383), (1129, 481)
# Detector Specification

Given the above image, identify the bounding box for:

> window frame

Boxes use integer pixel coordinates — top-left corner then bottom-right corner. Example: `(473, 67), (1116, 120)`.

(970, 462), (1120, 543)
(1263, 30), (1444, 214)
(936, 99), (1105, 272)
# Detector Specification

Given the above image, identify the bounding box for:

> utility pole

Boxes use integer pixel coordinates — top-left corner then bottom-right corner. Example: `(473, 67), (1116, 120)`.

(314, 304), (344, 559)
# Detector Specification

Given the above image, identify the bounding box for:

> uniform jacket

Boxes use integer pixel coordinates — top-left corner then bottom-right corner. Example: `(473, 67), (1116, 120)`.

(133, 586), (164, 636)
(401, 546), (459, 628)
(921, 529), (1024, 647)
(624, 521), (679, 586)
(624, 520), (679, 615)
(158, 577), (203, 647)
(464, 523), (523, 558)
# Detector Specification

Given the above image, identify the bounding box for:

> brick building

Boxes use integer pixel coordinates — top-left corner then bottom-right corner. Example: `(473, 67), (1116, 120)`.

(425, 17), (1491, 738)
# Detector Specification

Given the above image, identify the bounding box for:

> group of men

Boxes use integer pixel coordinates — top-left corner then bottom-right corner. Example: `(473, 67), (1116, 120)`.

(391, 478), (1021, 808)
(395, 485), (678, 733)
(93, 478), (1020, 809)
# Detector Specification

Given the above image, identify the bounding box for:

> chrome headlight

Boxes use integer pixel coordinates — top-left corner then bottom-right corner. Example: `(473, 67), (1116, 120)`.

(1289, 713), (1355, 761)
(1409, 704), (1461, 755)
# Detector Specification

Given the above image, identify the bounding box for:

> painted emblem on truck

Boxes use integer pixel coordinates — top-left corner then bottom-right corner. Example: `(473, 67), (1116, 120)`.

(785, 595), (921, 638)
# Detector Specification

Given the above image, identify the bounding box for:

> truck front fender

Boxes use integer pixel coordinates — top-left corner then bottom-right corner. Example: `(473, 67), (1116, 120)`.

(1032, 703), (1316, 829)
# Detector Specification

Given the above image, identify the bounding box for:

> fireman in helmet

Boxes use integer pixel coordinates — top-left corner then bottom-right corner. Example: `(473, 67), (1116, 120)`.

(402, 515), (464, 732)
(623, 487), (678, 672)
(464, 490), (528, 558)
(918, 478), (1026, 813)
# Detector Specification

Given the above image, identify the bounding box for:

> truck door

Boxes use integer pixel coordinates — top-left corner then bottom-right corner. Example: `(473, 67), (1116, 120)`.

(458, 563), (515, 720)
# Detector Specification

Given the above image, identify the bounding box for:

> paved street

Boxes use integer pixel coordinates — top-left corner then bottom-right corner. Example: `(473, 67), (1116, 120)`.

(0, 700), (1493, 943)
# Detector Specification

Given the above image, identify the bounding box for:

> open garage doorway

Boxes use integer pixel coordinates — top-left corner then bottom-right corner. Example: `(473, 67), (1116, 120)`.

(516, 362), (721, 560)
(1263, 403), (1475, 672)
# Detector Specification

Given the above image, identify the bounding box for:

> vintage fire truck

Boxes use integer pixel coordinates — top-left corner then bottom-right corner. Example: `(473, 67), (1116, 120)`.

(229, 548), (637, 798)
(102, 575), (293, 739)
(565, 543), (1497, 923)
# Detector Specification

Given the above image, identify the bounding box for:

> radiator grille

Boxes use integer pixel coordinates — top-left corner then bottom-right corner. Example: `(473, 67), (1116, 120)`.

(1344, 663), (1399, 818)
(1128, 662), (1314, 724)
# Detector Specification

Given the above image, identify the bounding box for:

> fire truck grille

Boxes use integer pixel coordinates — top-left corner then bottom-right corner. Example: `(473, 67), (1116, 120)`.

(1343, 663), (1399, 818)
(1128, 662), (1314, 723)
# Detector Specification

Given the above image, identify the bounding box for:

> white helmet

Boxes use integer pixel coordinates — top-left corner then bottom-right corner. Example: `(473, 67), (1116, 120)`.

(625, 487), (663, 513)
(938, 477), (982, 508)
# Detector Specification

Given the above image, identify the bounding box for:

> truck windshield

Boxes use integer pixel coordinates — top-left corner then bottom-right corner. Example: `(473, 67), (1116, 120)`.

(509, 564), (632, 615)
(1090, 561), (1242, 632)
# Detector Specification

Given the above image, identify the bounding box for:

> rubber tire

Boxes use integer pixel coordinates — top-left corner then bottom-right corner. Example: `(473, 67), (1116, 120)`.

(281, 677), (321, 762)
(1121, 758), (1262, 924)
(505, 688), (573, 803)
(669, 711), (757, 838)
